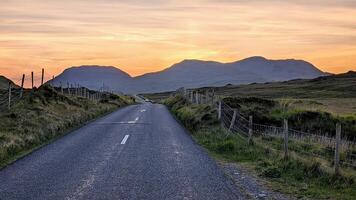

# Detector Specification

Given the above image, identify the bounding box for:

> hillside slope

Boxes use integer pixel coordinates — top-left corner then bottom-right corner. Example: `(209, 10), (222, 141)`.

(212, 71), (356, 99)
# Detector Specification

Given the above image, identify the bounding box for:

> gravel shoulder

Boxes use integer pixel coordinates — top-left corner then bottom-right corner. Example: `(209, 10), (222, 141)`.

(218, 161), (294, 200)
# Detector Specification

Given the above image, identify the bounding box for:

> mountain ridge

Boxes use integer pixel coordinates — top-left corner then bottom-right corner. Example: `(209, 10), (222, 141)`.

(49, 56), (328, 94)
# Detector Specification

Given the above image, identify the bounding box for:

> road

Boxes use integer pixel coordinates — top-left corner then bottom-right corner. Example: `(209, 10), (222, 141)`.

(0, 103), (244, 200)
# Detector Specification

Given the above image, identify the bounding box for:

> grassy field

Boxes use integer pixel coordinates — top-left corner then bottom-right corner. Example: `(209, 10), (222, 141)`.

(164, 95), (356, 199)
(0, 85), (134, 168)
(212, 71), (356, 117)
(213, 71), (356, 98)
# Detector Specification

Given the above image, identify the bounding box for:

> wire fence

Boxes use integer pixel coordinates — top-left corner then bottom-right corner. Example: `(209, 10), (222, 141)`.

(220, 101), (356, 168)
(0, 69), (115, 112)
(177, 87), (356, 169)
(0, 88), (23, 112)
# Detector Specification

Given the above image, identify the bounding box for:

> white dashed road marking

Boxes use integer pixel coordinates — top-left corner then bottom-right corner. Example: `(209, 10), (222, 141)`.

(121, 135), (130, 144)
(128, 117), (139, 124)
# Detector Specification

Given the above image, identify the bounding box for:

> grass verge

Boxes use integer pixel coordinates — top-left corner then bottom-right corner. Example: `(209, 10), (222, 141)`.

(0, 85), (134, 168)
(164, 95), (356, 200)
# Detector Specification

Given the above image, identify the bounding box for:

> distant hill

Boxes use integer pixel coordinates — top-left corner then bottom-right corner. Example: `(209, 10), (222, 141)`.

(0, 76), (18, 90)
(49, 56), (327, 94)
(50, 65), (133, 93)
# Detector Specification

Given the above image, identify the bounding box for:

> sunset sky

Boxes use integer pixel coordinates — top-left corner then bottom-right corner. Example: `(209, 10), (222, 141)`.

(0, 0), (356, 85)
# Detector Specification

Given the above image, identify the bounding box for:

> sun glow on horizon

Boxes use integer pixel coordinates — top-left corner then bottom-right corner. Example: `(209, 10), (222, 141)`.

(0, 0), (356, 86)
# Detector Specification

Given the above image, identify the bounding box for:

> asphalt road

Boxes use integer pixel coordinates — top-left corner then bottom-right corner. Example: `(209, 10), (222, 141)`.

(0, 103), (244, 200)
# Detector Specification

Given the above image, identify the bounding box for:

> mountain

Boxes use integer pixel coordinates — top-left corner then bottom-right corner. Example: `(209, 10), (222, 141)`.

(50, 65), (134, 93)
(132, 59), (263, 93)
(228, 56), (325, 80)
(49, 56), (327, 94)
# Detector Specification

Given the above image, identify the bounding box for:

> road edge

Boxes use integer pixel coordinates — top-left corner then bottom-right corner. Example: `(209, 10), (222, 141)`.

(162, 104), (252, 199)
(163, 104), (293, 200)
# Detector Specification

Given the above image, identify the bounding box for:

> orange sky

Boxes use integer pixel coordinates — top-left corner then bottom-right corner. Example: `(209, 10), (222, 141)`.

(0, 0), (356, 86)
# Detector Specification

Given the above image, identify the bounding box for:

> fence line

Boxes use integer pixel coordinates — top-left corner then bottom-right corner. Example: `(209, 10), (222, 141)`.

(0, 69), (116, 111)
(176, 87), (356, 169)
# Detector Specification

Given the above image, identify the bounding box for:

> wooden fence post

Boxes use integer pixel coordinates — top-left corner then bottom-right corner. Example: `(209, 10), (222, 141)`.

(8, 82), (12, 109)
(20, 74), (25, 98)
(218, 101), (222, 120)
(67, 82), (71, 95)
(195, 92), (199, 104)
(283, 119), (289, 159)
(248, 116), (253, 144)
(31, 71), (34, 89)
(77, 84), (79, 96)
(41, 68), (44, 86)
(211, 90), (215, 105)
(229, 109), (237, 131)
(334, 123), (341, 175)
(60, 82), (63, 94)
(204, 90), (209, 104)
